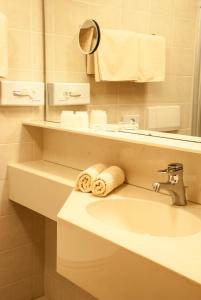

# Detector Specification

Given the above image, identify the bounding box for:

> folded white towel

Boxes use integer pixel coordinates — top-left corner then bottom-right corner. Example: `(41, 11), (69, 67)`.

(94, 29), (139, 82)
(0, 12), (8, 78)
(91, 166), (125, 197)
(75, 164), (107, 193)
(137, 34), (166, 82)
(86, 30), (166, 83)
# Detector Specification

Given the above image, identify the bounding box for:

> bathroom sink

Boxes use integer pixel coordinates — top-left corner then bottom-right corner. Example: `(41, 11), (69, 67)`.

(87, 198), (201, 237)
(58, 187), (201, 300)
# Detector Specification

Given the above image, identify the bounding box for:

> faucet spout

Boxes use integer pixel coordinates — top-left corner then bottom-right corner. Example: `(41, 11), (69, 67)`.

(152, 163), (187, 206)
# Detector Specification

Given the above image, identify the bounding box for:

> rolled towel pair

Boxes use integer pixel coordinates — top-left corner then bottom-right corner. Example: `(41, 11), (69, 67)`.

(75, 164), (125, 197)
(75, 163), (107, 193)
(91, 166), (125, 197)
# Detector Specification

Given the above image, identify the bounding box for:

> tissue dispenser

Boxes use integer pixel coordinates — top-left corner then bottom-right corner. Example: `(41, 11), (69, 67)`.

(147, 106), (181, 132)
(48, 82), (90, 106)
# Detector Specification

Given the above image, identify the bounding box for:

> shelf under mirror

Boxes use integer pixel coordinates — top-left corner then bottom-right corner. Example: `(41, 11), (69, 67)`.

(23, 121), (201, 155)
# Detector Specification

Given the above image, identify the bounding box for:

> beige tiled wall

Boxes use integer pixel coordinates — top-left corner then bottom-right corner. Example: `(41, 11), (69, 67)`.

(45, 0), (199, 134)
(0, 0), (45, 299)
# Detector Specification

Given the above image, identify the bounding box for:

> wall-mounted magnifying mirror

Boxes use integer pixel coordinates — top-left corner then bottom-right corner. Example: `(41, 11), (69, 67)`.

(79, 19), (100, 54)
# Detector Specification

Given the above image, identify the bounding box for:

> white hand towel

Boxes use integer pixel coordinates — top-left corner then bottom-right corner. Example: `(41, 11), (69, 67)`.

(91, 166), (125, 197)
(0, 12), (8, 78)
(94, 29), (139, 82)
(75, 163), (107, 193)
(137, 34), (166, 82)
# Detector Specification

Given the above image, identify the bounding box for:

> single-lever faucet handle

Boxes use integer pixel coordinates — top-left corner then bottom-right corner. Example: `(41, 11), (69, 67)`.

(167, 163), (183, 173)
(158, 163), (183, 175)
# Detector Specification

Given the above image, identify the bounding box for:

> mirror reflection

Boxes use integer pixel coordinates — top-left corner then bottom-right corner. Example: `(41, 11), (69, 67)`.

(44, 0), (201, 141)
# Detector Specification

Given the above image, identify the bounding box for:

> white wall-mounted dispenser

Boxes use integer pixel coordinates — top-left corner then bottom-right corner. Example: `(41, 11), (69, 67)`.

(146, 105), (181, 132)
(48, 82), (90, 106)
(0, 81), (44, 106)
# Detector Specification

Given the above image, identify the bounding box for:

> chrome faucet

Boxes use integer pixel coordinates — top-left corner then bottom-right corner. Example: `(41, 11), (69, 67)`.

(153, 163), (187, 206)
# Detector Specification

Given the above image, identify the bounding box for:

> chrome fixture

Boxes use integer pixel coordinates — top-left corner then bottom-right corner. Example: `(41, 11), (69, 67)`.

(153, 163), (187, 206)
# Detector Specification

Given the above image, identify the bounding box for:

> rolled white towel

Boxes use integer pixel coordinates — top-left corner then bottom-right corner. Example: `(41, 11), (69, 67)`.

(75, 163), (107, 193)
(92, 166), (125, 197)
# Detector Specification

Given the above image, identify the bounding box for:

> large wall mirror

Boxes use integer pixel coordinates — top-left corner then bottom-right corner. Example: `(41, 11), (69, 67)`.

(43, 0), (201, 141)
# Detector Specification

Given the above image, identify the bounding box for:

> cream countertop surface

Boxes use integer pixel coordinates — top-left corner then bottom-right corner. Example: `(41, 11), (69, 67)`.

(8, 160), (201, 285)
(58, 184), (201, 286)
(9, 160), (79, 186)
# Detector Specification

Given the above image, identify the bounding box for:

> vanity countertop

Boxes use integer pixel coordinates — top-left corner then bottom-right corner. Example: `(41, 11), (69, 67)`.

(8, 160), (79, 220)
(58, 185), (201, 287)
(8, 159), (201, 287)
(9, 159), (79, 187)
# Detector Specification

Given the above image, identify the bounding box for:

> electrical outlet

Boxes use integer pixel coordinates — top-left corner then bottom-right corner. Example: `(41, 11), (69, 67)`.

(122, 114), (140, 125)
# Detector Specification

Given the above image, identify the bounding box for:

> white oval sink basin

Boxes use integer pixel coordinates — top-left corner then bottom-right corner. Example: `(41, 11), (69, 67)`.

(87, 199), (201, 237)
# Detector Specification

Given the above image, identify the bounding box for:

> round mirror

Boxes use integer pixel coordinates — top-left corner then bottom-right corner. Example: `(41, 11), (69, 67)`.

(79, 19), (100, 55)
